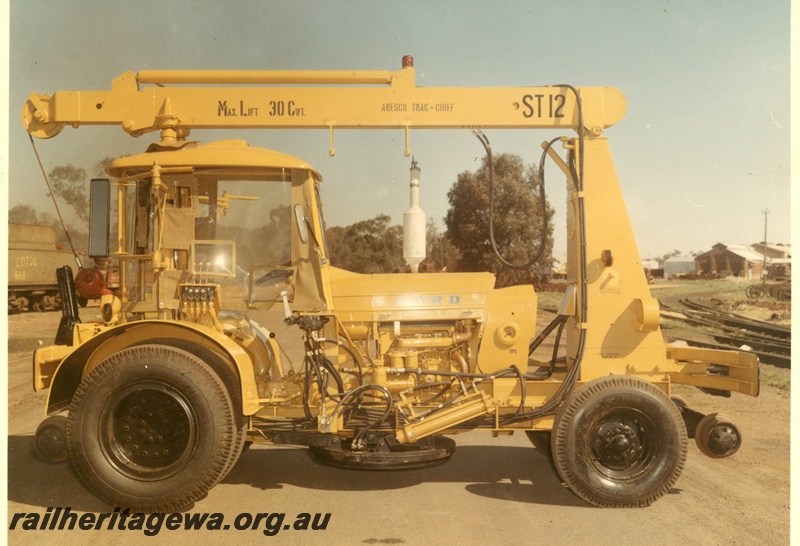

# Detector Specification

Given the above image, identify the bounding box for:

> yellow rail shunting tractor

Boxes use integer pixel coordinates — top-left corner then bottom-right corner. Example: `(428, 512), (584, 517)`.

(23, 56), (758, 511)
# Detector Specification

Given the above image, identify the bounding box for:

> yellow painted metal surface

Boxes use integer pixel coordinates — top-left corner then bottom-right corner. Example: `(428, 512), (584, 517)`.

(22, 59), (758, 448)
(477, 285), (537, 373)
(562, 137), (674, 380)
(40, 320), (266, 415)
(665, 343), (760, 397)
(22, 65), (627, 139)
(106, 140), (321, 180)
(330, 267), (495, 323)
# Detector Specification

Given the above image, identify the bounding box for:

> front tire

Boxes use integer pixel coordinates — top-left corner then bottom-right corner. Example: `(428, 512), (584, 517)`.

(552, 376), (687, 507)
(66, 345), (237, 512)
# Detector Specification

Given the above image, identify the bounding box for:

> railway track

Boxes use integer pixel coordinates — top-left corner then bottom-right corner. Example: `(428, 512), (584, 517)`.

(661, 298), (791, 368)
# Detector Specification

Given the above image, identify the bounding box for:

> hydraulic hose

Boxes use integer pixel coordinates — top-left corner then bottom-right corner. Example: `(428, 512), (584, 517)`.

(318, 337), (364, 385)
(503, 84), (588, 422)
(472, 129), (552, 271)
(528, 314), (569, 356)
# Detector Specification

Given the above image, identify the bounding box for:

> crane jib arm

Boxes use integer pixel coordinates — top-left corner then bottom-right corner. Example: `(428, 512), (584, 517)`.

(22, 63), (627, 139)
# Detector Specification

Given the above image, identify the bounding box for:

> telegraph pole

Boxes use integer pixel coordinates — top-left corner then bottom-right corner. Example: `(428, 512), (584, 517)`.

(761, 209), (769, 284)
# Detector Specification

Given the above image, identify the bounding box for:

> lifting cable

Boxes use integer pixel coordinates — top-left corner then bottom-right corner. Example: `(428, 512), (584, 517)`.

(28, 135), (83, 269)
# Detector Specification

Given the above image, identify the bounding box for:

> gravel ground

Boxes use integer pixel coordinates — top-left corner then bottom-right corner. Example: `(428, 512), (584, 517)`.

(6, 284), (790, 544)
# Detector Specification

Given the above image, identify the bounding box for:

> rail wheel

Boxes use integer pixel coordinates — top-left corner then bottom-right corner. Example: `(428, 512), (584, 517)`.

(34, 414), (69, 463)
(66, 345), (237, 512)
(670, 395), (688, 409)
(552, 376), (687, 507)
(694, 413), (741, 458)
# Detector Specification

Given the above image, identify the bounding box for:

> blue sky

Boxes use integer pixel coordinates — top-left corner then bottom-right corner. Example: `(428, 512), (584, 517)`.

(4, 0), (791, 261)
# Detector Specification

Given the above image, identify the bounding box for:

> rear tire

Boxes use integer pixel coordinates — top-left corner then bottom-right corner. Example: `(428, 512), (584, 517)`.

(66, 345), (237, 512)
(552, 376), (687, 507)
(525, 431), (553, 460)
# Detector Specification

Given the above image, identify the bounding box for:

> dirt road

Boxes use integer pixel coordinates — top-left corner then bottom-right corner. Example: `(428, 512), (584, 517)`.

(6, 299), (790, 545)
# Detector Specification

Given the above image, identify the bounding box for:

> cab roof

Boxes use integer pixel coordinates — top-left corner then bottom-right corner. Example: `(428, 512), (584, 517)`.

(107, 139), (322, 180)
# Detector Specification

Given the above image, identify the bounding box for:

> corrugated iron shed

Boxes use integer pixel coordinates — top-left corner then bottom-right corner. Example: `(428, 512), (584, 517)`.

(694, 243), (765, 279)
(663, 255), (696, 276)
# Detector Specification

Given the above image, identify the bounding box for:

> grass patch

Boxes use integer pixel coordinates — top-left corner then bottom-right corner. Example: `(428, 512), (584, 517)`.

(760, 367), (791, 394)
(535, 290), (565, 312)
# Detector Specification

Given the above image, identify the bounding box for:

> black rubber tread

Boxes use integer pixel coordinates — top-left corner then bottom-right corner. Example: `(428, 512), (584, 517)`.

(551, 375), (688, 508)
(127, 338), (247, 483)
(66, 345), (237, 513)
(218, 419), (247, 482)
(525, 430), (553, 461)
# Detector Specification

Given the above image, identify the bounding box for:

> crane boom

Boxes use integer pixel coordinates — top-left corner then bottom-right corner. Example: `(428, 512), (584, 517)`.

(22, 57), (626, 142)
(22, 55), (760, 514)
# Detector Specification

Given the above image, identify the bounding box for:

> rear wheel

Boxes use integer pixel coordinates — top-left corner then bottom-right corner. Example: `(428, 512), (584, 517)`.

(525, 431), (553, 460)
(552, 376), (687, 507)
(66, 345), (237, 512)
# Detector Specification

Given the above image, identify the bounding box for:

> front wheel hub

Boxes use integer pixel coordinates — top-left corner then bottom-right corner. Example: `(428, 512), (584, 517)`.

(101, 385), (196, 480)
(594, 420), (643, 470)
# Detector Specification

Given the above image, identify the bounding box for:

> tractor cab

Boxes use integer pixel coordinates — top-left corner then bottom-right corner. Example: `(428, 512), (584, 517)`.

(93, 139), (331, 321)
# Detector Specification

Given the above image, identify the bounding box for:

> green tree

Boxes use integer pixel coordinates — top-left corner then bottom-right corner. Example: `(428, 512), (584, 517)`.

(325, 214), (405, 273)
(658, 249), (683, 266)
(95, 156), (116, 177)
(445, 153), (553, 287)
(47, 165), (90, 224)
(9, 204), (56, 226)
(421, 219), (460, 272)
(9, 204), (87, 255)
